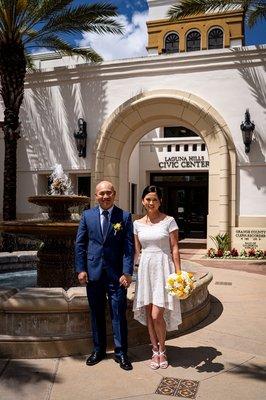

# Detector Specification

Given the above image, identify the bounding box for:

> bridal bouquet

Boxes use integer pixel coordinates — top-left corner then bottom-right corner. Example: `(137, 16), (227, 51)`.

(165, 271), (196, 299)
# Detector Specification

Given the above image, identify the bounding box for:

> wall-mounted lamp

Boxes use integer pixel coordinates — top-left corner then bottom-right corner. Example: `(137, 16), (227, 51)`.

(240, 109), (255, 154)
(73, 118), (87, 157)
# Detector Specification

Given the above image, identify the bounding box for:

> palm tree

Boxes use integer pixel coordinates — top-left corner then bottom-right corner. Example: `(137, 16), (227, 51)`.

(168, 1), (266, 46)
(0, 0), (123, 221)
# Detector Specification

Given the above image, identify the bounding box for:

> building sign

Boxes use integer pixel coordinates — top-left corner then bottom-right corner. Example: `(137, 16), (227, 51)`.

(159, 155), (209, 169)
(232, 228), (266, 250)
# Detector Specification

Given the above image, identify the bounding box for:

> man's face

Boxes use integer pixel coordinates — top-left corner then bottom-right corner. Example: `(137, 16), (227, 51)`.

(95, 182), (116, 210)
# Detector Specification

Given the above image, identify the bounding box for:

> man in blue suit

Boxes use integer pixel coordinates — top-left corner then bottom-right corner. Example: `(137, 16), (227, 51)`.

(75, 181), (134, 370)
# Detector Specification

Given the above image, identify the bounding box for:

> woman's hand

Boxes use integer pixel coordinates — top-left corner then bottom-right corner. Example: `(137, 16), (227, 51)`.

(119, 274), (132, 288)
(169, 230), (181, 273)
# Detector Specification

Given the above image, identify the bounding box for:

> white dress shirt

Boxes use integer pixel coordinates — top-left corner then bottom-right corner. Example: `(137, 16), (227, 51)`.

(99, 205), (114, 232)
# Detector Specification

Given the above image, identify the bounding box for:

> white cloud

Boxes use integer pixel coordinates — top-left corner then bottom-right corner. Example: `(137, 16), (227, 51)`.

(77, 12), (148, 61)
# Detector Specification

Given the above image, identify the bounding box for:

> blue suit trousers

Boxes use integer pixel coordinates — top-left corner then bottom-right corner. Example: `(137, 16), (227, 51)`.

(86, 271), (128, 356)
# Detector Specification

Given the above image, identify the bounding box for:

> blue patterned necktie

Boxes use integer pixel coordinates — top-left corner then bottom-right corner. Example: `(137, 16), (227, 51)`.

(102, 210), (109, 238)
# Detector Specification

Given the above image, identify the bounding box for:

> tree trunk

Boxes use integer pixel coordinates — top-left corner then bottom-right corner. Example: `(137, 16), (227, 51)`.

(3, 134), (18, 220)
(241, 2), (249, 47)
(0, 41), (26, 220)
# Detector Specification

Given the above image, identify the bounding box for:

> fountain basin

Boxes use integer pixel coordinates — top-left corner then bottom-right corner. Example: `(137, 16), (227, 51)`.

(0, 220), (80, 288)
(28, 195), (90, 221)
(0, 262), (212, 358)
(1, 193), (90, 288)
(0, 220), (79, 236)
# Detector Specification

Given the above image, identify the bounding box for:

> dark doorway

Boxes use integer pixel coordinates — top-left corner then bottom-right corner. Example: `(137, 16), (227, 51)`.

(150, 173), (208, 239)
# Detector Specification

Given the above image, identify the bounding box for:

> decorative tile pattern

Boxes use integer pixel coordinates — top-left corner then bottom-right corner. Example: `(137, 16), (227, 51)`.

(155, 377), (199, 399)
(177, 379), (199, 399)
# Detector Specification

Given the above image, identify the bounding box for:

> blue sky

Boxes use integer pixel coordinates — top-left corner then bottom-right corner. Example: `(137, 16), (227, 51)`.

(73, 0), (266, 60)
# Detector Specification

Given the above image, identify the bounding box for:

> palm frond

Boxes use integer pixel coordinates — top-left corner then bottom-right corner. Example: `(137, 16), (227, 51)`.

(25, 51), (36, 70)
(39, 4), (123, 35)
(32, 35), (102, 62)
(247, 3), (266, 27)
(168, 0), (244, 20)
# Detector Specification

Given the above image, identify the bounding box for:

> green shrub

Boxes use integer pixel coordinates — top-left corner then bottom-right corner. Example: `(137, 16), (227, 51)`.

(210, 233), (230, 252)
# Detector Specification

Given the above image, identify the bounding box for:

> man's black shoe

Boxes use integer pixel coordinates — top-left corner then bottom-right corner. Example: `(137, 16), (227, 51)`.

(114, 354), (133, 371)
(86, 351), (106, 366)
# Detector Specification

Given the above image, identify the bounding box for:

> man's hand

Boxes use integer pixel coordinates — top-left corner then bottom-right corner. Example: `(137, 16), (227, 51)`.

(78, 271), (88, 285)
(119, 274), (132, 288)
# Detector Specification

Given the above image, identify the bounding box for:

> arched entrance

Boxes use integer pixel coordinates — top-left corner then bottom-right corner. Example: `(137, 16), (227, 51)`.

(92, 89), (236, 247)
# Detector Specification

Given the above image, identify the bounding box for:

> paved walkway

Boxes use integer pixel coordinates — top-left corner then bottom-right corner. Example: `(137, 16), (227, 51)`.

(0, 264), (265, 400)
(180, 249), (266, 276)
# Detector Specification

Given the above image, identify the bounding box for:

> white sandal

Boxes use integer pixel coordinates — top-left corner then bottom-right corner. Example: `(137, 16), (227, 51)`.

(150, 349), (160, 370)
(159, 350), (169, 369)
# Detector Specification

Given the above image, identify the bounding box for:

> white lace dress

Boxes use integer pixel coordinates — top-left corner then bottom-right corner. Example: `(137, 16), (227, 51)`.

(133, 217), (182, 331)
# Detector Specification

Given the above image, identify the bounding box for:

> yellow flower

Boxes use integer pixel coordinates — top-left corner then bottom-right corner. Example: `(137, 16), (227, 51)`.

(167, 277), (175, 286)
(113, 222), (123, 235)
(165, 270), (196, 299)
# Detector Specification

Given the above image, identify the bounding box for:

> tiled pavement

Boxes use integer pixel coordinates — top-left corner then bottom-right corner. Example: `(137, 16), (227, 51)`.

(0, 265), (266, 400)
(180, 249), (266, 276)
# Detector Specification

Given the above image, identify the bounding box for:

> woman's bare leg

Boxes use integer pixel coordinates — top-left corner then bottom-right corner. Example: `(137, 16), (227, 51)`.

(151, 305), (168, 366)
(146, 304), (159, 349)
(151, 305), (166, 349)
(146, 304), (159, 368)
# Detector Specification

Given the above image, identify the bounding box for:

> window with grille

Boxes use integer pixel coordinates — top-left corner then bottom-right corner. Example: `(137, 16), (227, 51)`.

(186, 31), (201, 52)
(164, 126), (198, 138)
(165, 33), (179, 53)
(208, 28), (223, 49)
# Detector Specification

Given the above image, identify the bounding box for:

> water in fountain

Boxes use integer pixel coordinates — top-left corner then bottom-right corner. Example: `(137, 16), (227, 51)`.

(49, 164), (73, 195)
(0, 270), (37, 289)
(0, 164), (90, 288)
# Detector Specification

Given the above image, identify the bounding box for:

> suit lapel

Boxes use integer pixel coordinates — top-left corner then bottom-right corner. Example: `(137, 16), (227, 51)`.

(105, 205), (121, 240)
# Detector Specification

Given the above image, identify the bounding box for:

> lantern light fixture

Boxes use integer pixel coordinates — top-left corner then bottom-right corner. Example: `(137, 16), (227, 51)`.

(73, 118), (87, 158)
(240, 109), (255, 154)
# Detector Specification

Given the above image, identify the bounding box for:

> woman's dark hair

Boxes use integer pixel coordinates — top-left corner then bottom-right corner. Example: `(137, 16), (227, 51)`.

(141, 185), (163, 201)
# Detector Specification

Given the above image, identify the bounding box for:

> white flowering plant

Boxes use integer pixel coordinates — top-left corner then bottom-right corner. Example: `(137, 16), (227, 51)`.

(165, 271), (196, 300)
(239, 249), (247, 257)
(224, 250), (231, 258)
(255, 249), (264, 259)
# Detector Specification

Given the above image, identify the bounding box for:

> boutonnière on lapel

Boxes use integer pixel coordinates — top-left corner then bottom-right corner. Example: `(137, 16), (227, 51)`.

(112, 222), (123, 235)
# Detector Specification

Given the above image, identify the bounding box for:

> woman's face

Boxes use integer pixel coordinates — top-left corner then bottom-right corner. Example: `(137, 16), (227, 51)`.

(142, 192), (161, 212)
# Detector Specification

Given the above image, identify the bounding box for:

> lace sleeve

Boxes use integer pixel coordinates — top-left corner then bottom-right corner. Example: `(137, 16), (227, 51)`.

(133, 221), (138, 235)
(169, 217), (178, 233)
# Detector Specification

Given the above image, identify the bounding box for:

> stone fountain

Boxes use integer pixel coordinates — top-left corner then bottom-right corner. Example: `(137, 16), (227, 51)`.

(0, 164), (90, 288)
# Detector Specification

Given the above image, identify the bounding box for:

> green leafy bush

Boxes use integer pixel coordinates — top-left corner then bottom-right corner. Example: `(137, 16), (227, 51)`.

(210, 233), (230, 253)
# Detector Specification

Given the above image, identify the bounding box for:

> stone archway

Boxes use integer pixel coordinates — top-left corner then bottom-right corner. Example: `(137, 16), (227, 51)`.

(92, 89), (236, 246)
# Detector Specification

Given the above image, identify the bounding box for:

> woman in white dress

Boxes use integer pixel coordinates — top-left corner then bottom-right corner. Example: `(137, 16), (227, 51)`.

(133, 185), (182, 369)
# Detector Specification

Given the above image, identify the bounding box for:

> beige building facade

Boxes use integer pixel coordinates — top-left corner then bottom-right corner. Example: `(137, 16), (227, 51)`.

(147, 0), (243, 54)
(0, 1), (265, 249)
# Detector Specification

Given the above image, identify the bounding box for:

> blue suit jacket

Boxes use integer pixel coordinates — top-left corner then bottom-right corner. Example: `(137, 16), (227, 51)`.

(75, 205), (134, 281)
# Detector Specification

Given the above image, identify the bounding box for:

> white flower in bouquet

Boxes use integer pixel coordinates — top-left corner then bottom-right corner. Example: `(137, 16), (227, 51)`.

(166, 271), (196, 300)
